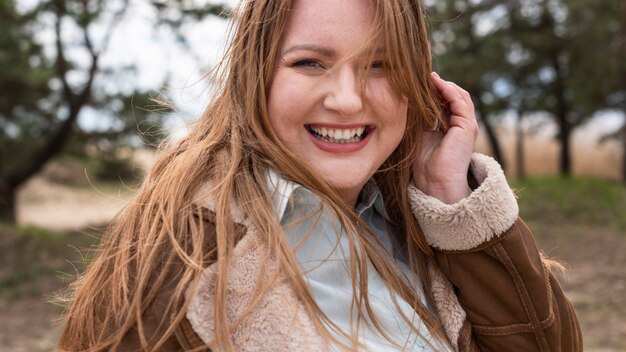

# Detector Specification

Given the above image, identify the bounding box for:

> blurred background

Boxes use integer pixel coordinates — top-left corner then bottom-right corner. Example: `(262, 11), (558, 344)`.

(0, 0), (624, 350)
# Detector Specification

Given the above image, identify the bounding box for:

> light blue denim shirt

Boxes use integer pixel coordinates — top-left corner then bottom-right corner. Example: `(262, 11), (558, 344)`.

(267, 171), (449, 351)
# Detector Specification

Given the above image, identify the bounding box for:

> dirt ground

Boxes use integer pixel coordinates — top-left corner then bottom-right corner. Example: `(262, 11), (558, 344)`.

(531, 222), (626, 351)
(2, 143), (625, 350)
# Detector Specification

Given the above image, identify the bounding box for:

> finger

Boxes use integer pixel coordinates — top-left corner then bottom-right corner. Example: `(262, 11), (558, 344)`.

(431, 72), (475, 121)
(431, 72), (468, 108)
(456, 85), (473, 107)
(449, 113), (479, 138)
(431, 72), (472, 106)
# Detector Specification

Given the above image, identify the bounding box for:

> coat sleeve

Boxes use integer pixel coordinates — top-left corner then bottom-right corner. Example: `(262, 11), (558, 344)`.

(409, 153), (582, 352)
(115, 206), (219, 352)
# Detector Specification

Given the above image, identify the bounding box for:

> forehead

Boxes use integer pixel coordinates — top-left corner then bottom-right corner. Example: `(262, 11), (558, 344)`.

(280, 0), (376, 53)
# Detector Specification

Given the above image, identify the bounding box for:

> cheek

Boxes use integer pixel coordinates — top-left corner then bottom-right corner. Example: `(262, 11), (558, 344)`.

(375, 90), (408, 135)
(368, 80), (407, 116)
(267, 84), (303, 146)
(384, 99), (408, 152)
(268, 80), (290, 133)
(268, 71), (319, 143)
(393, 110), (408, 149)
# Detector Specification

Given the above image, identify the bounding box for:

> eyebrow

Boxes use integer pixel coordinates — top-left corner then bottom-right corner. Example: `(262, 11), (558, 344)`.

(281, 44), (385, 58)
(282, 44), (337, 58)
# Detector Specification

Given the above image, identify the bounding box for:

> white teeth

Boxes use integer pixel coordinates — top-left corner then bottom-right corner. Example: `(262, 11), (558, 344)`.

(309, 125), (368, 143)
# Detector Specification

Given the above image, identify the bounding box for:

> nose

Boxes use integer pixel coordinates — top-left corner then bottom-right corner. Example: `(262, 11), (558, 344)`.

(322, 66), (363, 116)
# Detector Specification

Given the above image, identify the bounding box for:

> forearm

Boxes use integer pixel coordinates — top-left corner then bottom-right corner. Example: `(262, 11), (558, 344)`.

(410, 153), (582, 351)
(433, 219), (582, 351)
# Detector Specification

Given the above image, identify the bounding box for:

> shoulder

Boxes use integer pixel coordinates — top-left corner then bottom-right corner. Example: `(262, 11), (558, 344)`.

(184, 192), (327, 351)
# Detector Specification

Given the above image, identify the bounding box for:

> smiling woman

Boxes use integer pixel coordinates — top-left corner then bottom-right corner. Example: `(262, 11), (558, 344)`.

(268, 0), (409, 204)
(57, 0), (582, 351)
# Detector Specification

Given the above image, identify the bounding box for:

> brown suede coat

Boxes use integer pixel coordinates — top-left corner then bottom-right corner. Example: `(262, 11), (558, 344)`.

(115, 154), (582, 351)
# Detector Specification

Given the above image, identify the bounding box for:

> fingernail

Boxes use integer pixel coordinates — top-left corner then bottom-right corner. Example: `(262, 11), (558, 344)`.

(431, 72), (440, 78)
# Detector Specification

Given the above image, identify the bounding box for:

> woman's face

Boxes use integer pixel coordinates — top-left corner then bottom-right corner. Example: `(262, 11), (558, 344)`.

(267, 0), (408, 205)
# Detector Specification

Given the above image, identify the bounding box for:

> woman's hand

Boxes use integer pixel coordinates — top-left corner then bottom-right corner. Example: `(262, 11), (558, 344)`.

(411, 72), (479, 204)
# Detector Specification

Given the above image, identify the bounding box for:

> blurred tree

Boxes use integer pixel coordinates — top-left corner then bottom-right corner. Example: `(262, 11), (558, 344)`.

(560, 0), (622, 178)
(617, 3), (626, 185)
(0, 1), (55, 175)
(426, 0), (510, 171)
(0, 0), (168, 223)
(427, 0), (624, 178)
(597, 0), (626, 183)
(509, 0), (613, 177)
(0, 0), (143, 221)
(151, 0), (230, 28)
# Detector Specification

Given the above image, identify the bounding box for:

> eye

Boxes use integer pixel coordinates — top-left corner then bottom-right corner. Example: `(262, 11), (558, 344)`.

(363, 60), (387, 77)
(292, 59), (325, 69)
(370, 60), (385, 70)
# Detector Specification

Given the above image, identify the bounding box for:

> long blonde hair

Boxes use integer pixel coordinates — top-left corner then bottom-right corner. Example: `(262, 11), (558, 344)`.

(58, 0), (449, 350)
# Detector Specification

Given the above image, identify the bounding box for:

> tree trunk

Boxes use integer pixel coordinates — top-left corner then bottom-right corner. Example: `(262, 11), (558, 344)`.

(461, 12), (506, 173)
(515, 111), (526, 180)
(550, 50), (572, 177)
(622, 123), (626, 185)
(475, 98), (506, 172)
(0, 182), (17, 223)
(0, 105), (82, 225)
(557, 112), (572, 177)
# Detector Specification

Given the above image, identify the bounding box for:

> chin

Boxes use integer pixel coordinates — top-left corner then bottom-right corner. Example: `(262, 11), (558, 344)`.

(319, 173), (369, 204)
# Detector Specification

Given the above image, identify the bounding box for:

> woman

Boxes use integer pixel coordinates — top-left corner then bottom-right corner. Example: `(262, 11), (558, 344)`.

(58, 0), (582, 351)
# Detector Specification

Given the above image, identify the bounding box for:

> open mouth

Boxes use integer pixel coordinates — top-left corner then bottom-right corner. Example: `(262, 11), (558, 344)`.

(306, 125), (371, 144)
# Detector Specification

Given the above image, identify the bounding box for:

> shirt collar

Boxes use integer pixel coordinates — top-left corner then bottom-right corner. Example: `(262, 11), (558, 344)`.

(356, 178), (388, 219)
(266, 169), (301, 220)
(266, 170), (389, 221)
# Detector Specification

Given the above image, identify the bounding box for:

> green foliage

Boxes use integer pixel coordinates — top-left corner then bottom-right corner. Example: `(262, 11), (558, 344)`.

(0, 1), (54, 113)
(0, 0), (56, 169)
(427, 0), (510, 111)
(0, 0), (181, 223)
(87, 152), (141, 183)
(426, 0), (625, 177)
(85, 91), (172, 148)
(511, 177), (626, 231)
(427, 0), (623, 120)
(0, 223), (100, 301)
(0, 0), (216, 185)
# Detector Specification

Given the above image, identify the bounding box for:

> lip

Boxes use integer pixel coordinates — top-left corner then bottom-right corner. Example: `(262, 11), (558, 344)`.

(308, 123), (372, 129)
(306, 123), (374, 153)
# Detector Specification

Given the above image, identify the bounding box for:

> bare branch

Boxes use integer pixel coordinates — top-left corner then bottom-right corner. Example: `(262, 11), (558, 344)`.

(79, 0), (96, 57)
(76, 0), (130, 110)
(99, 0), (130, 54)
(53, 0), (74, 104)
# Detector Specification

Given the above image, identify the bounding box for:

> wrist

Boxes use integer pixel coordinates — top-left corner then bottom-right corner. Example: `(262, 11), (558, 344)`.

(427, 186), (471, 204)
(408, 153), (519, 251)
(416, 180), (472, 205)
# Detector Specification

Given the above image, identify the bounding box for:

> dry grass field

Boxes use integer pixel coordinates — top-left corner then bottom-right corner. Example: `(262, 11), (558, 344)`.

(474, 126), (624, 181)
(1, 127), (625, 351)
